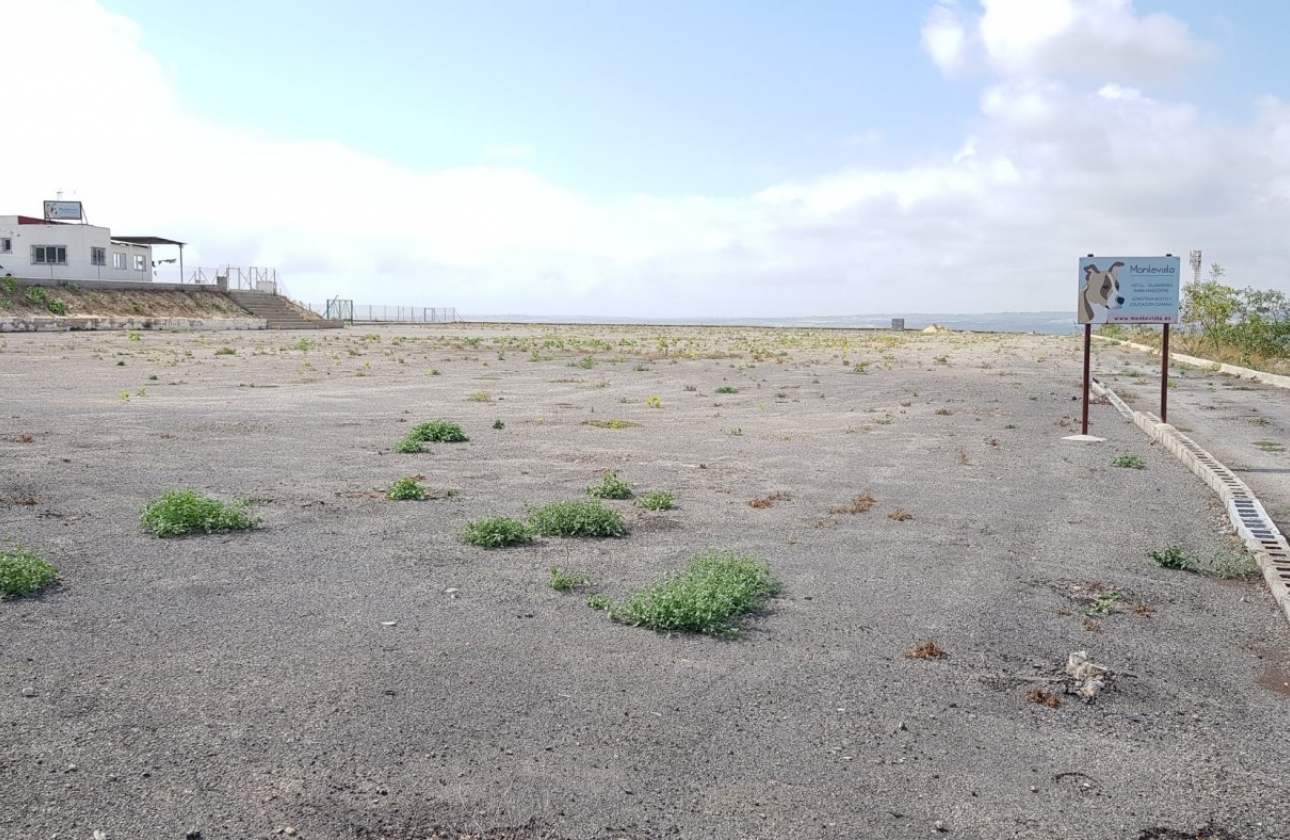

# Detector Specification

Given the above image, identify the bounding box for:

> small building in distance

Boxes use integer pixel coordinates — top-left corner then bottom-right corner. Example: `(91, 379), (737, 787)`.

(0, 212), (184, 284)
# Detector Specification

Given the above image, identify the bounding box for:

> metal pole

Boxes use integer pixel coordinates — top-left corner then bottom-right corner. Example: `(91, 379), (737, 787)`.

(1161, 323), (1170, 424)
(1082, 323), (1092, 435)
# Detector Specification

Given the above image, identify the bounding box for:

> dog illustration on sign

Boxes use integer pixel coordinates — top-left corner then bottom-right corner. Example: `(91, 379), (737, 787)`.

(1079, 261), (1125, 323)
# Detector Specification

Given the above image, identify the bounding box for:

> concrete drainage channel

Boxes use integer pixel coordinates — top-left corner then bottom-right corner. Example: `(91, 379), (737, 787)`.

(1091, 377), (1290, 625)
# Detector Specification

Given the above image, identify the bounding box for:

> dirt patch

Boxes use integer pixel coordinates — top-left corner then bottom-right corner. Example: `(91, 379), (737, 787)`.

(1, 324), (1288, 840)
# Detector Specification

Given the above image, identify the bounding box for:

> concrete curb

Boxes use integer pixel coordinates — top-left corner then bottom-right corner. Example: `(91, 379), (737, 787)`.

(0, 316), (267, 333)
(1092, 335), (1290, 391)
(1091, 377), (1290, 625)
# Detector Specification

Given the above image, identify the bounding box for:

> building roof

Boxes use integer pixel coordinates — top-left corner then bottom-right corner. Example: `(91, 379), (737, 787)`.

(110, 235), (186, 247)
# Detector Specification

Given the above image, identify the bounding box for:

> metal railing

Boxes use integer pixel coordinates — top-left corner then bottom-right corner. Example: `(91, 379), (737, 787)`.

(187, 266), (278, 294)
(306, 303), (458, 323)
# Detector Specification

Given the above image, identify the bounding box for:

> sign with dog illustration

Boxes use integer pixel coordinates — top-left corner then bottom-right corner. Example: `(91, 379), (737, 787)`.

(1077, 256), (1180, 324)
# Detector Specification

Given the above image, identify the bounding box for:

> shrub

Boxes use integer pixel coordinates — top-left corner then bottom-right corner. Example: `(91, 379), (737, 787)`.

(602, 549), (780, 637)
(0, 545), (60, 599)
(528, 500), (627, 538)
(587, 471), (632, 500)
(637, 491), (675, 511)
(140, 490), (260, 537)
(461, 516), (533, 548)
(387, 477), (426, 501)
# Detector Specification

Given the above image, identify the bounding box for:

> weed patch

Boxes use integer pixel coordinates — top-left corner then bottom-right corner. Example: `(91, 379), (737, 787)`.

(528, 500), (627, 538)
(140, 490), (260, 537)
(597, 549), (780, 637)
(387, 476), (427, 501)
(581, 418), (640, 429)
(407, 420), (469, 443)
(1150, 546), (1198, 572)
(548, 567), (590, 591)
(0, 545), (60, 599)
(637, 491), (676, 511)
(461, 516), (533, 548)
(587, 472), (633, 500)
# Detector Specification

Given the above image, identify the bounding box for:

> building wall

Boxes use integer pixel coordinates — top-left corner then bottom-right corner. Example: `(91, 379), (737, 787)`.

(0, 216), (153, 283)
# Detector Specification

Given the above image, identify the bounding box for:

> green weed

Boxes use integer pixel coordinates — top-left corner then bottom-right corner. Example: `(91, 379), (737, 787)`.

(636, 491), (676, 511)
(461, 516), (533, 548)
(0, 545), (60, 599)
(1150, 546), (1197, 571)
(528, 500), (627, 538)
(387, 477), (426, 501)
(587, 472), (633, 500)
(140, 490), (261, 537)
(407, 420), (469, 443)
(598, 549), (780, 637)
(548, 567), (590, 591)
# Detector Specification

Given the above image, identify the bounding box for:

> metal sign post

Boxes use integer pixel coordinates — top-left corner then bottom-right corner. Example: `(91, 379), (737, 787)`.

(1072, 253), (1181, 440)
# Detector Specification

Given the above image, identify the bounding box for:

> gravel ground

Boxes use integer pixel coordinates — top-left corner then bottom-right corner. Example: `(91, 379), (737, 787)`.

(1, 324), (1288, 840)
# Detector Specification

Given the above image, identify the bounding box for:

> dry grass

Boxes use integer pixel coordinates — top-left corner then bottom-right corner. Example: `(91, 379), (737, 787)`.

(1027, 687), (1062, 708)
(748, 491), (791, 509)
(887, 508), (913, 521)
(828, 492), (875, 515)
(904, 640), (945, 660)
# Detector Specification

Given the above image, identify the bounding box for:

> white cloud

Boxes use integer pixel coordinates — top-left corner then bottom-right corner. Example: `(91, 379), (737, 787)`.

(6, 1), (1288, 317)
(924, 0), (1210, 83)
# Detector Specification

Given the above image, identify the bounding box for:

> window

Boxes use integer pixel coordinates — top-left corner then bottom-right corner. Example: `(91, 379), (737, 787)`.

(32, 245), (67, 265)
(0, 238), (10, 254)
(113, 252), (127, 269)
(133, 254), (146, 271)
(91, 247), (106, 266)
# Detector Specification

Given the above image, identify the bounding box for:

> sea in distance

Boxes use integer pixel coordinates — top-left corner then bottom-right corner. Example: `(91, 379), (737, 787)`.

(469, 311), (1079, 336)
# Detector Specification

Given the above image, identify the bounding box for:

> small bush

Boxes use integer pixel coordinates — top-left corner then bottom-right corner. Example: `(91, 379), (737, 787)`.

(140, 490), (260, 537)
(1111, 453), (1145, 469)
(548, 567), (590, 591)
(0, 545), (60, 599)
(387, 477), (426, 501)
(394, 437), (424, 454)
(587, 472), (632, 500)
(637, 491), (675, 511)
(528, 500), (627, 538)
(461, 516), (532, 548)
(1150, 546), (1197, 571)
(600, 549), (780, 637)
(408, 420), (468, 443)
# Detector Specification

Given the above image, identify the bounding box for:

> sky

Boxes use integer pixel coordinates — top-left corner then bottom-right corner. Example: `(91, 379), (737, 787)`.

(7, 0), (1290, 318)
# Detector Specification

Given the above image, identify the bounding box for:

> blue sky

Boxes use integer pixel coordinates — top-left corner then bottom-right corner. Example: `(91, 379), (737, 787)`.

(10, 1), (1290, 317)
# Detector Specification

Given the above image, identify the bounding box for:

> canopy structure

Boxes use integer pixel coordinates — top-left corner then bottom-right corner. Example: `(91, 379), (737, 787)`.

(111, 236), (187, 283)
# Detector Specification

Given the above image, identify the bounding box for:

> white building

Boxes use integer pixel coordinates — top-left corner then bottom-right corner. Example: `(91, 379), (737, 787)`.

(0, 215), (184, 284)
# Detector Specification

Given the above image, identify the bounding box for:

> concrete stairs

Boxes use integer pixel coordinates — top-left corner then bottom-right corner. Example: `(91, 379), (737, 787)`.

(226, 292), (341, 330)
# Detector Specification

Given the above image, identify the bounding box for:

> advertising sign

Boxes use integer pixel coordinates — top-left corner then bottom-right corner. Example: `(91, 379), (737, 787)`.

(43, 200), (84, 221)
(1077, 255), (1180, 324)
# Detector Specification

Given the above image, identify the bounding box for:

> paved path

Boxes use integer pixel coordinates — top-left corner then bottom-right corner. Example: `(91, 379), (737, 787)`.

(1095, 341), (1290, 533)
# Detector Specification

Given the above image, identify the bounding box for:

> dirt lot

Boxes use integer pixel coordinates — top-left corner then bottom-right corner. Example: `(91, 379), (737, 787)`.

(2, 324), (1288, 840)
